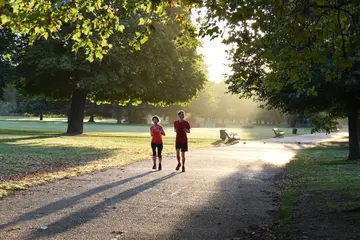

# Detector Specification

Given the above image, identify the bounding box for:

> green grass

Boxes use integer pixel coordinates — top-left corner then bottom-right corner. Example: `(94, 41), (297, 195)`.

(277, 188), (301, 235)
(277, 140), (360, 238)
(0, 116), (312, 139)
(0, 134), (222, 198)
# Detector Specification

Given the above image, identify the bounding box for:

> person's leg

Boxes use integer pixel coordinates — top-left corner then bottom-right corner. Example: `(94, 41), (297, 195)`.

(181, 143), (188, 172)
(176, 150), (181, 163)
(158, 144), (163, 164)
(175, 142), (181, 170)
(158, 144), (163, 170)
(151, 143), (157, 169)
(181, 151), (186, 172)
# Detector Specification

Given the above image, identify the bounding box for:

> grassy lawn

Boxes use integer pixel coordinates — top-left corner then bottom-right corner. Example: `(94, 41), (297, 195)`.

(0, 134), (221, 198)
(0, 117), (312, 139)
(277, 139), (360, 239)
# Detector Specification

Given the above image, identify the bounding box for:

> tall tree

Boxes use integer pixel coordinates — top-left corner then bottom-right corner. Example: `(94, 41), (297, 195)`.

(15, 7), (206, 134)
(197, 0), (360, 160)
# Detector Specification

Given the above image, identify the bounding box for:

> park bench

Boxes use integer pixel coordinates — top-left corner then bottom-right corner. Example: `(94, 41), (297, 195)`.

(272, 128), (285, 138)
(220, 129), (240, 143)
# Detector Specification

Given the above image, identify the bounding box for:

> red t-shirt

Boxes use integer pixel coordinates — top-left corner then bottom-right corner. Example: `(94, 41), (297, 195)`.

(150, 125), (164, 144)
(174, 120), (191, 144)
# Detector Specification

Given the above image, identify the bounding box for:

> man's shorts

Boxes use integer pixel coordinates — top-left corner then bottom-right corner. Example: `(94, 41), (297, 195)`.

(175, 142), (188, 152)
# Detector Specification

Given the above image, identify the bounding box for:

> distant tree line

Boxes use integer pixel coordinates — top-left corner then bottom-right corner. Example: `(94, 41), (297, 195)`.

(0, 83), (321, 128)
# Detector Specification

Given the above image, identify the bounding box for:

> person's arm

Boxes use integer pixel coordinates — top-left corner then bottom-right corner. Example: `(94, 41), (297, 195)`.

(160, 126), (166, 136)
(150, 128), (153, 137)
(174, 121), (177, 132)
(187, 122), (191, 133)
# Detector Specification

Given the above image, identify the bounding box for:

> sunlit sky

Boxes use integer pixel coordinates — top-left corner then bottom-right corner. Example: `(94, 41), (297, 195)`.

(197, 36), (232, 82)
(192, 11), (232, 82)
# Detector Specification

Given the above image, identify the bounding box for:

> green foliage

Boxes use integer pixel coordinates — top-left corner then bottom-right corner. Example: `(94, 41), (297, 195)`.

(15, 6), (206, 106)
(0, 29), (22, 98)
(310, 115), (339, 134)
(14, 96), (69, 116)
(10, 5), (207, 134)
(0, 0), (197, 61)
(196, 1), (360, 115)
(91, 8), (207, 105)
(15, 38), (89, 99)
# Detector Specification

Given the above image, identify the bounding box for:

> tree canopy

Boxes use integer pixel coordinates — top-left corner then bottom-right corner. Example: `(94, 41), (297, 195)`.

(195, 0), (360, 159)
(13, 4), (206, 134)
(0, 0), (196, 61)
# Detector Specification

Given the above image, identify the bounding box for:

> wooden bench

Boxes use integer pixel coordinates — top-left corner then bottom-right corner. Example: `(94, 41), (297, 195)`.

(272, 128), (285, 138)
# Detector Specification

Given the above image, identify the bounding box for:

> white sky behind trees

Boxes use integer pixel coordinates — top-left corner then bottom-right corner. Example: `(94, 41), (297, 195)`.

(191, 10), (232, 82)
(197, 36), (232, 82)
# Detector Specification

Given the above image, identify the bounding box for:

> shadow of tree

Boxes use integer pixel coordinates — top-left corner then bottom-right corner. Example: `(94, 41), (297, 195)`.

(0, 171), (156, 230)
(0, 135), (114, 180)
(25, 172), (179, 239)
(164, 160), (281, 240)
(0, 135), (61, 143)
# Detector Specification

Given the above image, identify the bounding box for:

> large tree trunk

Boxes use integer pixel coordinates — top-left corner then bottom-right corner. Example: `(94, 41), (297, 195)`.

(114, 106), (124, 124)
(348, 104), (360, 160)
(88, 114), (95, 123)
(67, 88), (87, 134)
(88, 102), (97, 123)
(39, 113), (43, 121)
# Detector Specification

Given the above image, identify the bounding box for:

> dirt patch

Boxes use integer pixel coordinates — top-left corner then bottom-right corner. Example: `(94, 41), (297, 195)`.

(232, 224), (277, 240)
(291, 189), (360, 240)
(230, 171), (286, 240)
(231, 224), (277, 240)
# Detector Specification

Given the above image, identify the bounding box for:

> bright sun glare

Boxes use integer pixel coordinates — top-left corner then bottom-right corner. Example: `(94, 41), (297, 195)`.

(191, 10), (232, 82)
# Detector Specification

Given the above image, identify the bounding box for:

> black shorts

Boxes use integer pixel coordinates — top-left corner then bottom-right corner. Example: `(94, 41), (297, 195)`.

(151, 143), (163, 157)
(176, 142), (188, 152)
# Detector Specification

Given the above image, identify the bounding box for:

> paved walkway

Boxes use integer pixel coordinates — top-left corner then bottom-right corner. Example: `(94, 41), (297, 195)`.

(0, 132), (347, 240)
(263, 132), (348, 144)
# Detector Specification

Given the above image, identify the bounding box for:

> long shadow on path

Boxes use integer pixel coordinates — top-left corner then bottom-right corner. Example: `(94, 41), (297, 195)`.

(25, 172), (179, 239)
(167, 160), (282, 240)
(0, 171), (154, 230)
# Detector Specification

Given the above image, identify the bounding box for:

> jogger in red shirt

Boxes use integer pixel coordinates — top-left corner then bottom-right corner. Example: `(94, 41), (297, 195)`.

(150, 115), (166, 170)
(174, 110), (191, 172)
